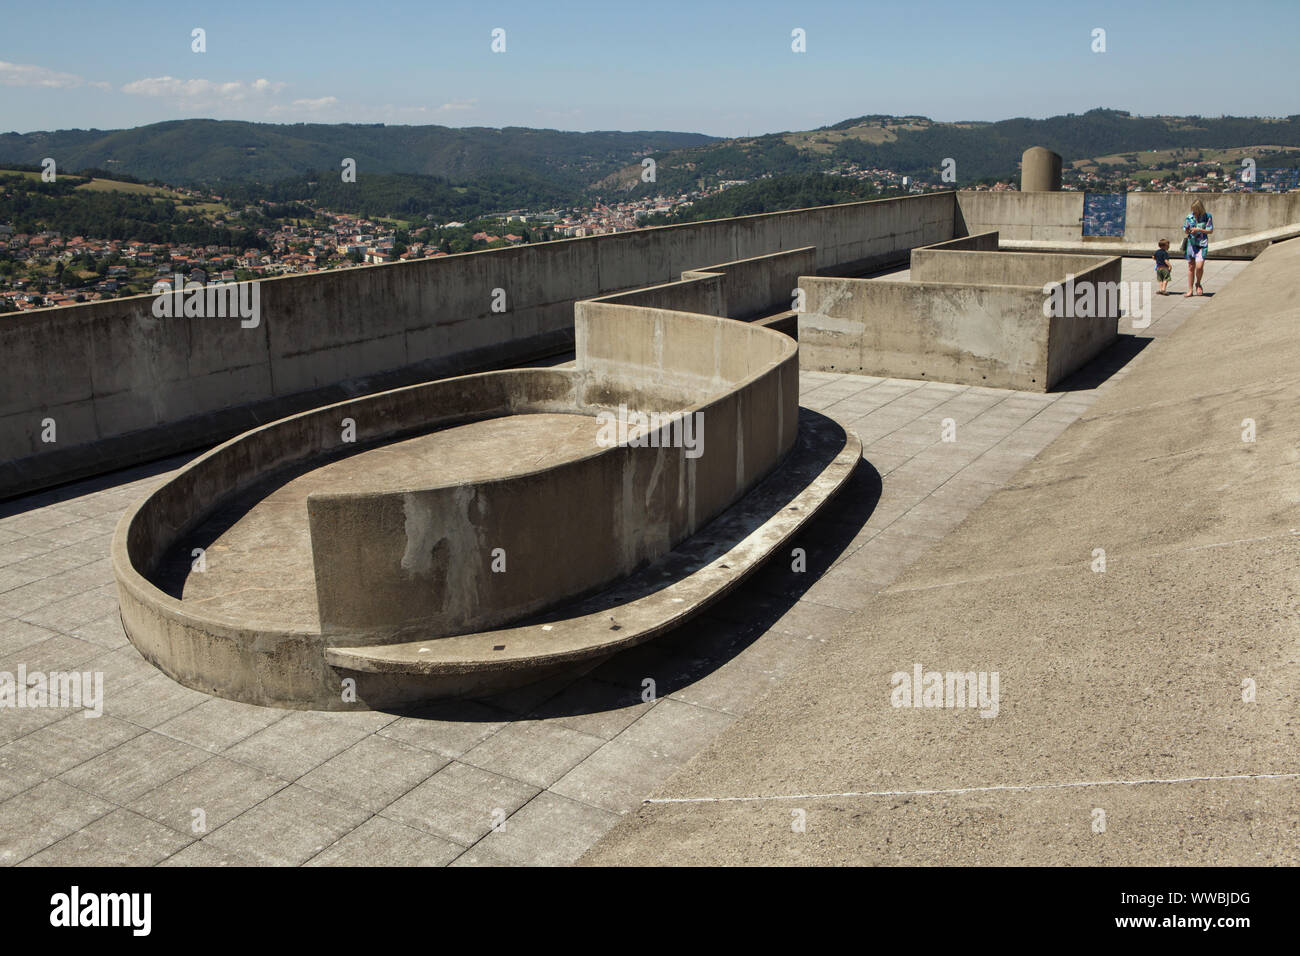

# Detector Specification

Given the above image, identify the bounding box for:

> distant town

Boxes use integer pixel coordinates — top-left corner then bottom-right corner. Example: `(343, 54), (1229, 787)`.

(1, 152), (1294, 313)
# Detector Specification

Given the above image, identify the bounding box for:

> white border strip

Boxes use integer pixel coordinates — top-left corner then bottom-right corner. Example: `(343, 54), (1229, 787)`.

(645, 772), (1300, 804)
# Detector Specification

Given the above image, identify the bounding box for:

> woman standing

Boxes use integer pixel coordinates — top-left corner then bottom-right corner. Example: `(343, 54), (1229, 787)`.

(1184, 199), (1213, 297)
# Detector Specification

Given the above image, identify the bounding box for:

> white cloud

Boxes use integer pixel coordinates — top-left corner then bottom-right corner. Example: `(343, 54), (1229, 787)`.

(290, 96), (339, 111)
(121, 76), (287, 101)
(0, 61), (84, 89)
(267, 96), (341, 118)
(438, 99), (477, 112)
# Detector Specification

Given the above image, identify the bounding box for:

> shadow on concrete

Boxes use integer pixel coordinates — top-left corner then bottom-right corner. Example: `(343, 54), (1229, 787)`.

(1050, 332), (1153, 393)
(384, 453), (882, 723)
(0, 454), (193, 520)
(153, 422), (484, 598)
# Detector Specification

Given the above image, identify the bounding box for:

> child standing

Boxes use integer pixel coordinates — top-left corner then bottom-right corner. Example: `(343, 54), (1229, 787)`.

(1154, 238), (1172, 295)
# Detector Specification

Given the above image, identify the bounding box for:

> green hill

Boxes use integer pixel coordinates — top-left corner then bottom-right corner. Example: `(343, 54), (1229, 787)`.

(602, 109), (1300, 197)
(4, 110), (1299, 225)
(0, 120), (717, 189)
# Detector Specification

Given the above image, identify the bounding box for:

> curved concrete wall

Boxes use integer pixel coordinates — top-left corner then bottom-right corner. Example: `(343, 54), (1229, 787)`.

(114, 276), (798, 706)
(680, 247), (817, 320)
(113, 367), (578, 705)
(4, 193), (952, 500)
(308, 311), (797, 644)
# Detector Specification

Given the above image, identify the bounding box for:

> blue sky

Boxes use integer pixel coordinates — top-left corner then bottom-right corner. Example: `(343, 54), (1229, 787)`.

(1, 0), (1295, 136)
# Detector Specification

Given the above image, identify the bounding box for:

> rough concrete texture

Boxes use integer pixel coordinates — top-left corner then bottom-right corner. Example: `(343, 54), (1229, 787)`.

(908, 250), (1108, 286)
(0, 257), (1247, 866)
(580, 243), (1297, 865)
(111, 252), (878, 710)
(913, 230), (1000, 254)
(995, 222), (1300, 260)
(957, 189), (1300, 246)
(2, 194), (953, 499)
(167, 414), (610, 633)
(1020, 146), (1063, 192)
(798, 251), (1120, 390)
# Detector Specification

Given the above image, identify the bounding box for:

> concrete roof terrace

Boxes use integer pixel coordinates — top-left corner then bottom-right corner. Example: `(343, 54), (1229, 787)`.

(4, 244), (1289, 865)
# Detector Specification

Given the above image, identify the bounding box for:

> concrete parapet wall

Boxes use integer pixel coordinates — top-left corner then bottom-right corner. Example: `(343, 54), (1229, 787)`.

(799, 253), (1120, 391)
(956, 190), (1300, 247)
(800, 277), (1051, 389)
(582, 273), (725, 318)
(914, 230), (1000, 254)
(3, 193), (951, 500)
(955, 191), (1084, 242)
(1120, 191), (1300, 244)
(681, 246), (817, 319)
(1045, 257), (1125, 385)
(909, 249), (1109, 287)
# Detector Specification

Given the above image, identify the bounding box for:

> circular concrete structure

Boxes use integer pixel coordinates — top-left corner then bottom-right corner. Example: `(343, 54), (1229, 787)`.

(113, 298), (860, 710)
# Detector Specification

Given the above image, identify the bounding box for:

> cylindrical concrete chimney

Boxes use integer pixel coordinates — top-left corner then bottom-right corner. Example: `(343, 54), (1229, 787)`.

(1021, 147), (1062, 191)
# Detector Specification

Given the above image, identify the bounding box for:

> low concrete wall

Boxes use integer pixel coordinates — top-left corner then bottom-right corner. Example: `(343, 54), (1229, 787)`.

(681, 247), (817, 320)
(114, 366), (574, 708)
(593, 246), (816, 326)
(956, 190), (1300, 248)
(1045, 258), (1125, 385)
(955, 191), (1084, 242)
(4, 192), (952, 500)
(915, 230), (1000, 254)
(910, 250), (1108, 287)
(799, 254), (1121, 390)
(1122, 191), (1300, 244)
(583, 273), (725, 319)
(800, 277), (1051, 389)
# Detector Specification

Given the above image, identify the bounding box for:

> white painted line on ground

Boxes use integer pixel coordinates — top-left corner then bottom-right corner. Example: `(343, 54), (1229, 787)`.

(644, 771), (1300, 804)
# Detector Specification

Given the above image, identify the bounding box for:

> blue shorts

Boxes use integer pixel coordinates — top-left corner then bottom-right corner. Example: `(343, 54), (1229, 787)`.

(1186, 244), (1206, 262)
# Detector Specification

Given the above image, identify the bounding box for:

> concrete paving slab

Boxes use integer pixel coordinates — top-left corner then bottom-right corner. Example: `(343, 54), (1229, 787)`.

(18, 808), (191, 867)
(382, 761), (538, 847)
(0, 780), (114, 865)
(305, 816), (462, 867)
(201, 783), (371, 866)
(223, 709), (397, 780)
(153, 696), (288, 752)
(129, 756), (288, 837)
(460, 720), (607, 789)
(298, 735), (448, 812)
(376, 700), (509, 758)
(0, 713), (144, 777)
(474, 791), (620, 866)
(58, 731), (212, 804)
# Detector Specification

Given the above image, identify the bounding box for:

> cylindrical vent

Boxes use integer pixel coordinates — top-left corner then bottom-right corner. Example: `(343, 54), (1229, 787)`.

(1021, 147), (1063, 191)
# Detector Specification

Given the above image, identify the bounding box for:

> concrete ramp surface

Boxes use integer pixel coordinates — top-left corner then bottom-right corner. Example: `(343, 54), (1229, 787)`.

(582, 237), (1300, 866)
